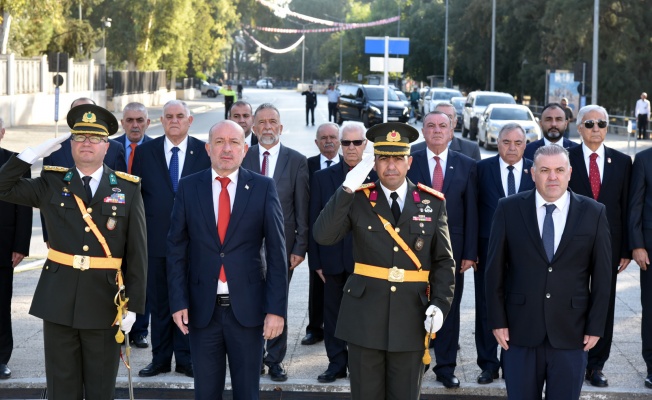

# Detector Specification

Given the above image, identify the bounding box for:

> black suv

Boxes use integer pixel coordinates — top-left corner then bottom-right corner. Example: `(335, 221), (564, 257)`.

(336, 84), (409, 127)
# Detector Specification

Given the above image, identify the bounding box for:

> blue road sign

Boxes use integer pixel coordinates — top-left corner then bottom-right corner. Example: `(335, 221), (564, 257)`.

(365, 37), (409, 55)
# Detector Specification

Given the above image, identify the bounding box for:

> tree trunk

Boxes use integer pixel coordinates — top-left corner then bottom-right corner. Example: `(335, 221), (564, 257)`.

(0, 12), (11, 55)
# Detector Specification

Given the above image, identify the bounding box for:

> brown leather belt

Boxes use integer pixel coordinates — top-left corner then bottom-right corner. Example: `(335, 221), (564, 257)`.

(47, 249), (122, 271)
(354, 263), (429, 283)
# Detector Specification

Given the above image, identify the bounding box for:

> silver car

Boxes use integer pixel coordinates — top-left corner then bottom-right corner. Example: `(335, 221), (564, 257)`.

(477, 104), (541, 150)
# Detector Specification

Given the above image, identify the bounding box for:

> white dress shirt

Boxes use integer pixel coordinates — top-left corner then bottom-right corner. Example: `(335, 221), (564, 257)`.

(244, 132), (254, 147)
(259, 143), (281, 178)
(426, 147), (449, 180)
(212, 168), (239, 294)
(164, 135), (189, 182)
(379, 179), (408, 212)
(543, 137), (564, 146)
(636, 98), (651, 117)
(76, 166), (104, 197)
(581, 143), (605, 181)
(498, 157), (524, 195)
(535, 190), (570, 254)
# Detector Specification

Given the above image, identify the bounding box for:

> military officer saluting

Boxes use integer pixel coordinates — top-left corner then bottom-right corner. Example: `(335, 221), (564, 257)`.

(313, 122), (456, 400)
(0, 104), (147, 399)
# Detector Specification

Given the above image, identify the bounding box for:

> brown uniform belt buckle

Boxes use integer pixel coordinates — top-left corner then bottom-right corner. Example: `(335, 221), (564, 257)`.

(388, 267), (405, 282)
(73, 255), (90, 271)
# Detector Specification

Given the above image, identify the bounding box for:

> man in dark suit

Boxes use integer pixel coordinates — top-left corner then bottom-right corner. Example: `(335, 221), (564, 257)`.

(411, 102), (481, 161)
(568, 105), (632, 387)
(628, 147), (652, 389)
(168, 120), (288, 399)
(241, 103), (309, 381)
(0, 105), (147, 398)
(0, 119), (32, 380)
(132, 100), (211, 378)
(313, 122), (455, 399)
(486, 144), (612, 399)
(302, 85), (318, 126)
(112, 102), (153, 348)
(475, 123), (534, 384)
(309, 121), (376, 383)
(523, 102), (579, 161)
(229, 101), (258, 147)
(303, 122), (342, 347)
(407, 111), (478, 388)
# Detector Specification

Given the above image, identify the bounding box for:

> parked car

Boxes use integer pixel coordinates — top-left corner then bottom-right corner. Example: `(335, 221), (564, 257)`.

(256, 79), (273, 88)
(336, 83), (409, 127)
(422, 88), (463, 115)
(450, 96), (465, 131)
(476, 104), (541, 149)
(200, 80), (221, 98)
(462, 91), (516, 140)
(395, 90), (411, 109)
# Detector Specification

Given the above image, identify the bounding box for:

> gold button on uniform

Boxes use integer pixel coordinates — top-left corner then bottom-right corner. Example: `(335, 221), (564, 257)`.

(60, 203), (64, 207)
(86, 208), (92, 213)
(393, 246), (399, 252)
(83, 245), (89, 252)
(112, 206), (117, 211)
(395, 227), (400, 233)
(368, 226), (372, 230)
(391, 286), (396, 292)
(548, 267), (552, 272)
(112, 212), (116, 216)
(45, 266), (49, 270)
(85, 227), (90, 232)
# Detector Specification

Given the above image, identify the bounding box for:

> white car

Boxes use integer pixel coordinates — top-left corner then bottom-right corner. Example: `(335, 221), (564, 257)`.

(257, 79), (273, 89)
(462, 91), (516, 140)
(200, 80), (221, 98)
(422, 88), (463, 115)
(477, 104), (541, 150)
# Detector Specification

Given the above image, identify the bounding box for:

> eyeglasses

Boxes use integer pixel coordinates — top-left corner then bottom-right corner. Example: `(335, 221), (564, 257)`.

(72, 135), (108, 144)
(341, 140), (365, 147)
(582, 119), (607, 129)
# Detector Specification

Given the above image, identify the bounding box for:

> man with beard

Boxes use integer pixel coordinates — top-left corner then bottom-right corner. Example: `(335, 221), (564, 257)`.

(229, 101), (258, 147)
(524, 103), (579, 161)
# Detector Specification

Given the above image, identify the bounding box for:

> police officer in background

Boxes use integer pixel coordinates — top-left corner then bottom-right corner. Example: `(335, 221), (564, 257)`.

(0, 104), (147, 399)
(313, 122), (455, 399)
(302, 85), (318, 126)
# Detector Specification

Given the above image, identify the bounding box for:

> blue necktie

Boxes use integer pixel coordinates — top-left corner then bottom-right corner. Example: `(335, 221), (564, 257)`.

(169, 147), (180, 192)
(507, 165), (516, 196)
(542, 204), (556, 262)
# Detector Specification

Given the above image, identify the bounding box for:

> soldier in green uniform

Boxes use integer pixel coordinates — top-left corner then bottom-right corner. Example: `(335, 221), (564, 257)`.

(0, 104), (147, 399)
(313, 122), (456, 400)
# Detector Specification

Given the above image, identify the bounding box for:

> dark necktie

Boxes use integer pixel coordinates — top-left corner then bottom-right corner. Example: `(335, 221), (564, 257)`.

(325, 160), (333, 168)
(81, 176), (93, 204)
(542, 204), (556, 262)
(216, 177), (231, 282)
(262, 151), (270, 176)
(432, 156), (444, 191)
(507, 165), (516, 196)
(128, 143), (137, 174)
(589, 153), (601, 200)
(390, 192), (401, 224)
(169, 147), (180, 192)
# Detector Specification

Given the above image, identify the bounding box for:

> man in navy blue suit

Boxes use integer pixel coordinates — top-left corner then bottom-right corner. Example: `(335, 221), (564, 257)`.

(112, 102), (153, 348)
(132, 100), (211, 378)
(407, 111), (478, 388)
(523, 103), (579, 161)
(475, 123), (534, 384)
(168, 120), (287, 400)
(309, 121), (376, 383)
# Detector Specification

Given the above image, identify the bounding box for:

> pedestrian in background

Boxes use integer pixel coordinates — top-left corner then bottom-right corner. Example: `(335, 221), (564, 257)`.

(560, 97), (575, 139)
(636, 92), (650, 140)
(302, 85), (318, 127)
(219, 84), (238, 120)
(325, 84), (340, 122)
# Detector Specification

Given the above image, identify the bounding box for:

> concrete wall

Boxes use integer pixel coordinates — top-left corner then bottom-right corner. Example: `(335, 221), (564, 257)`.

(110, 89), (176, 113)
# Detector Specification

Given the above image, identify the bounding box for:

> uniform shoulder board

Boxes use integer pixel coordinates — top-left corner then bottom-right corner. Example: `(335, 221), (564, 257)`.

(114, 171), (141, 183)
(356, 182), (376, 192)
(417, 183), (445, 200)
(43, 166), (69, 173)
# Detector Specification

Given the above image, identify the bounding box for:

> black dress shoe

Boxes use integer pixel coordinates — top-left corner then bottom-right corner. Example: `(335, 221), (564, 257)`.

(318, 369), (347, 383)
(267, 363), (288, 382)
(138, 362), (171, 377)
(0, 364), (10, 379)
(585, 369), (608, 387)
(301, 332), (324, 345)
(436, 374), (460, 388)
(477, 369), (499, 384)
(645, 374), (652, 389)
(175, 363), (193, 378)
(129, 335), (149, 348)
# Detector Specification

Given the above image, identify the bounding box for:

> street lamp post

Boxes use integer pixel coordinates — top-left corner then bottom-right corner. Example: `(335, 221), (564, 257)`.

(490, 0), (496, 91)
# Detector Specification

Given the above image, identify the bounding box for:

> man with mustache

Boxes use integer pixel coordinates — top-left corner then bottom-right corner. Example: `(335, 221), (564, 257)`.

(524, 103), (579, 161)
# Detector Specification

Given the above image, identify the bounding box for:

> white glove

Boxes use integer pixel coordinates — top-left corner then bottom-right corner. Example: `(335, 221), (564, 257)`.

(121, 311), (137, 334)
(342, 153), (375, 192)
(18, 133), (71, 164)
(424, 305), (444, 333)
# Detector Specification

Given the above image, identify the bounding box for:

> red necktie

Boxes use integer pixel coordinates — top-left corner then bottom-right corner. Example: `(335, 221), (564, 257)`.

(589, 153), (601, 200)
(216, 177), (231, 282)
(128, 143), (137, 174)
(432, 156), (444, 191)
(261, 151), (270, 176)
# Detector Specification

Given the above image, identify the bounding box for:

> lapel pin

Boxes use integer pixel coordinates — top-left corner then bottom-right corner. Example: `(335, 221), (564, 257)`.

(607, 157), (611, 163)
(245, 184), (249, 190)
(524, 169), (529, 174)
(190, 150), (194, 155)
(449, 166), (454, 169)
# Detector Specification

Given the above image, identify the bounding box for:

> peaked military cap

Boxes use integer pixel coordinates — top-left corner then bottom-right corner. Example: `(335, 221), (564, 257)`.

(67, 104), (118, 136)
(366, 122), (419, 156)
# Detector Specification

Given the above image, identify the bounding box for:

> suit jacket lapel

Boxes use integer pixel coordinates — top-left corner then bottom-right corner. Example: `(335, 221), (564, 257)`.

(197, 170), (219, 247)
(66, 169), (90, 205)
(553, 192), (585, 261)
(519, 190), (550, 262)
(397, 182), (418, 226)
(569, 147), (592, 195)
(519, 160), (534, 192)
(181, 137), (201, 177)
(244, 146), (261, 174)
(490, 156), (506, 198)
(415, 150), (431, 187)
(449, 137), (461, 153)
(597, 147), (614, 202)
(223, 168), (253, 247)
(151, 138), (174, 192)
(442, 152), (458, 194)
(272, 144), (289, 183)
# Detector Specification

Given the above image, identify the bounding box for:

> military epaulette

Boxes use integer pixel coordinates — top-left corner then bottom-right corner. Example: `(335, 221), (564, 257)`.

(114, 171), (141, 183)
(43, 166), (69, 173)
(356, 182), (376, 192)
(417, 183), (445, 200)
